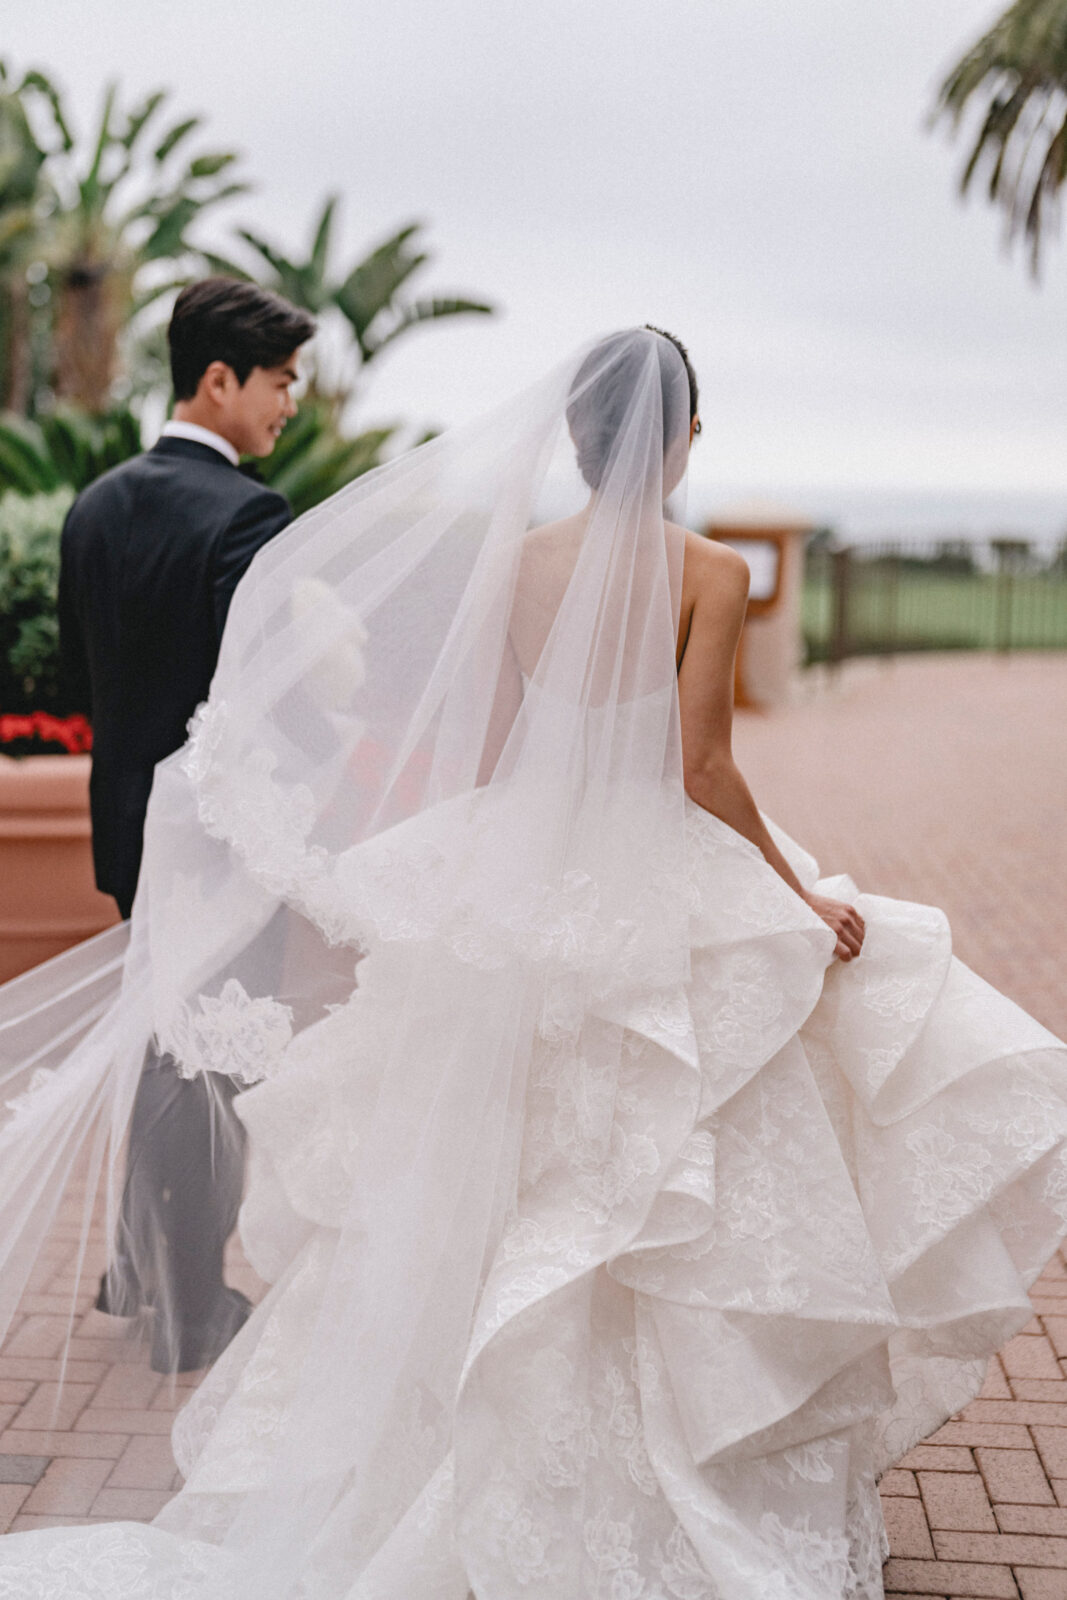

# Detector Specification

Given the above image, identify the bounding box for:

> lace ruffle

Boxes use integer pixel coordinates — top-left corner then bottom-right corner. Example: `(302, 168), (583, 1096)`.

(157, 979), (294, 1087)
(181, 700), (692, 994)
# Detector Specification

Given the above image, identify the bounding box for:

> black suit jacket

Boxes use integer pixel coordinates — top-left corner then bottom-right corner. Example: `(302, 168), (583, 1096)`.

(58, 436), (291, 915)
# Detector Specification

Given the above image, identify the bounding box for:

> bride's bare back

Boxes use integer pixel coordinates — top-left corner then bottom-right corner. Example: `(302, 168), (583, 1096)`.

(507, 519), (865, 962)
(508, 516), (589, 679)
(510, 515), (748, 680)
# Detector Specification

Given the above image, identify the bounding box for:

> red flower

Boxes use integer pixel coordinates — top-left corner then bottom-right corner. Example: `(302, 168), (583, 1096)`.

(0, 712), (93, 754)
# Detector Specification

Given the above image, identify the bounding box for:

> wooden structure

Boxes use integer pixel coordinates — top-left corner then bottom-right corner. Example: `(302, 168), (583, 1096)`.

(705, 507), (813, 709)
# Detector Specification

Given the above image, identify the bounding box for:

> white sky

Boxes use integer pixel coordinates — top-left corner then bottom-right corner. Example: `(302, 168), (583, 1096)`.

(11, 0), (1067, 506)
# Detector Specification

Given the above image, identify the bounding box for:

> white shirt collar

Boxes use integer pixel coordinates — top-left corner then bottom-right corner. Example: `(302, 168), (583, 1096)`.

(160, 420), (240, 468)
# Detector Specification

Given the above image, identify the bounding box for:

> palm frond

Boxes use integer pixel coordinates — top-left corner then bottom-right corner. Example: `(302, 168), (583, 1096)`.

(1024, 108), (1067, 264)
(129, 273), (194, 316)
(0, 407), (141, 494)
(19, 70), (73, 152)
(139, 195), (199, 261)
(935, 0), (1067, 271)
(362, 295), (494, 363)
(333, 223), (426, 354)
(153, 116), (201, 165)
(198, 250), (254, 281)
(186, 151), (239, 181)
(310, 195), (338, 282)
(0, 417), (60, 494)
(120, 90), (166, 153)
(235, 226), (306, 301)
(40, 411), (91, 485)
(81, 81), (117, 208)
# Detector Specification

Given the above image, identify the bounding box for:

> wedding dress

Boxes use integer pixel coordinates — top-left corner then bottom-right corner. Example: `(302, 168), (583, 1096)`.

(0, 330), (1064, 1600)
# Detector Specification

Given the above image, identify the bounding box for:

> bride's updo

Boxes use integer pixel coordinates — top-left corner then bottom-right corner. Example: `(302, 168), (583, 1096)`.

(567, 326), (699, 490)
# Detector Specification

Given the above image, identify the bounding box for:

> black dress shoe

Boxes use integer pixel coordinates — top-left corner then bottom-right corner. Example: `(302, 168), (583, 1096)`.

(95, 1265), (144, 1319)
(150, 1286), (253, 1374)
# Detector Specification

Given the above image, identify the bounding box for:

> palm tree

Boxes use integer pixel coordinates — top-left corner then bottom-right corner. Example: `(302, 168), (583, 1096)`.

(935, 0), (1067, 273)
(0, 63), (55, 412)
(19, 73), (248, 411)
(207, 198), (493, 415)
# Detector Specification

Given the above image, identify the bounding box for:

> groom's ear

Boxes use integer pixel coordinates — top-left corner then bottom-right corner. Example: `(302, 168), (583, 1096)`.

(199, 360), (241, 403)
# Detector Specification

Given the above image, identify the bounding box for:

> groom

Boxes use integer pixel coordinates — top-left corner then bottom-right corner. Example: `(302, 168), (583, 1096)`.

(58, 277), (315, 1370)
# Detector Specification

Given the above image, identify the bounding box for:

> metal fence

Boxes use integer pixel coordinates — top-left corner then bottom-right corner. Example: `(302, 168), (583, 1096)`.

(803, 538), (1067, 664)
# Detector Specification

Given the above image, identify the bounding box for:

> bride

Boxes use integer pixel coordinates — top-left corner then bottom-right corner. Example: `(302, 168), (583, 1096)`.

(0, 326), (1064, 1600)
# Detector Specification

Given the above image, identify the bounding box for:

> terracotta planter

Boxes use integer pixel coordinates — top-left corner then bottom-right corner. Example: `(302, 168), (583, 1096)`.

(0, 754), (120, 984)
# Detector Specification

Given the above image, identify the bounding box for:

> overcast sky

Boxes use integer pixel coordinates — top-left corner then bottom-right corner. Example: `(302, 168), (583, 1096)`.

(9, 0), (1067, 510)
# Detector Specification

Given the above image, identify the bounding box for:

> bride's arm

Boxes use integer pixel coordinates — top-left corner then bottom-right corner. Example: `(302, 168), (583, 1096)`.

(678, 534), (864, 961)
(677, 538), (803, 886)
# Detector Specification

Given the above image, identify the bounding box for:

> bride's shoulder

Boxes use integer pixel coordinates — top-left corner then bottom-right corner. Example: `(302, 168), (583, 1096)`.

(675, 526), (750, 602)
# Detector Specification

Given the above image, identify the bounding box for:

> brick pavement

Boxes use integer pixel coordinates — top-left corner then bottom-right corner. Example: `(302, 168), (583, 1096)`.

(0, 651), (1063, 1595)
(0, 1210), (262, 1532)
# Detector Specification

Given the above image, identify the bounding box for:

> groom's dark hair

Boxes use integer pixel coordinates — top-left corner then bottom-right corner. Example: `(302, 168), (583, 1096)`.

(168, 278), (316, 400)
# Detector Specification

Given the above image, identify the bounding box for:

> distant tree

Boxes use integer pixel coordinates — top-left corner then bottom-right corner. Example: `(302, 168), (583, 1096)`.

(12, 70), (247, 411)
(206, 198), (493, 416)
(931, 539), (978, 576)
(0, 63), (499, 516)
(935, 0), (1067, 273)
(0, 63), (55, 412)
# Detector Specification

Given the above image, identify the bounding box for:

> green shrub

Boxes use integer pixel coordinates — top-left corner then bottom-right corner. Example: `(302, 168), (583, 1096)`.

(0, 408), (142, 495)
(0, 487), (75, 713)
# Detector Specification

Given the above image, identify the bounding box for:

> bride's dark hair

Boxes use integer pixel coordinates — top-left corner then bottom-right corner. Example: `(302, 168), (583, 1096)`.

(567, 326), (699, 489)
(643, 325), (699, 422)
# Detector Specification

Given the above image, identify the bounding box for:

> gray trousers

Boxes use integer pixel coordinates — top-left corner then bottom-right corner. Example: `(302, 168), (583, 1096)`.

(98, 1044), (249, 1371)
(98, 888), (257, 1371)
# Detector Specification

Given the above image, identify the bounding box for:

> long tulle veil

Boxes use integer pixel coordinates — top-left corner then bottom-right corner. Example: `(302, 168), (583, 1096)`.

(0, 329), (696, 1595)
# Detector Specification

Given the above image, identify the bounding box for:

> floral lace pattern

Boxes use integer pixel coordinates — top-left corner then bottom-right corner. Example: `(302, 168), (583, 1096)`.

(158, 978), (294, 1086)
(0, 1525), (233, 1599)
(182, 701), (352, 947)
(181, 700), (698, 1006)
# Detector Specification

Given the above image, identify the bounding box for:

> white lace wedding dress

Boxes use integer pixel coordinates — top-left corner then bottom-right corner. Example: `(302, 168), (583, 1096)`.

(0, 330), (1064, 1599)
(1, 793), (1064, 1600)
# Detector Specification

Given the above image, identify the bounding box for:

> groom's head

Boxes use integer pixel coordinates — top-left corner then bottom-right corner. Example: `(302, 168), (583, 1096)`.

(168, 278), (316, 457)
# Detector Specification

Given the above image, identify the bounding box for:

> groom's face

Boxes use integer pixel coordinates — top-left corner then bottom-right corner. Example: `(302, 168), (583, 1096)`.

(219, 353), (302, 457)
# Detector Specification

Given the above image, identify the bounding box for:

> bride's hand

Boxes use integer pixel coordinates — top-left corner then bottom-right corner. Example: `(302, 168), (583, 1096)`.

(805, 893), (866, 962)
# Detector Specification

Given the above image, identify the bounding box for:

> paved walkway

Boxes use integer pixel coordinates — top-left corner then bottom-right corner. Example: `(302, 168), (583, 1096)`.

(0, 652), (1064, 1595)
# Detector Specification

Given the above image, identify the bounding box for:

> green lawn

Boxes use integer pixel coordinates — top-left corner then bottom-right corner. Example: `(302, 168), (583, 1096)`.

(803, 569), (1067, 661)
